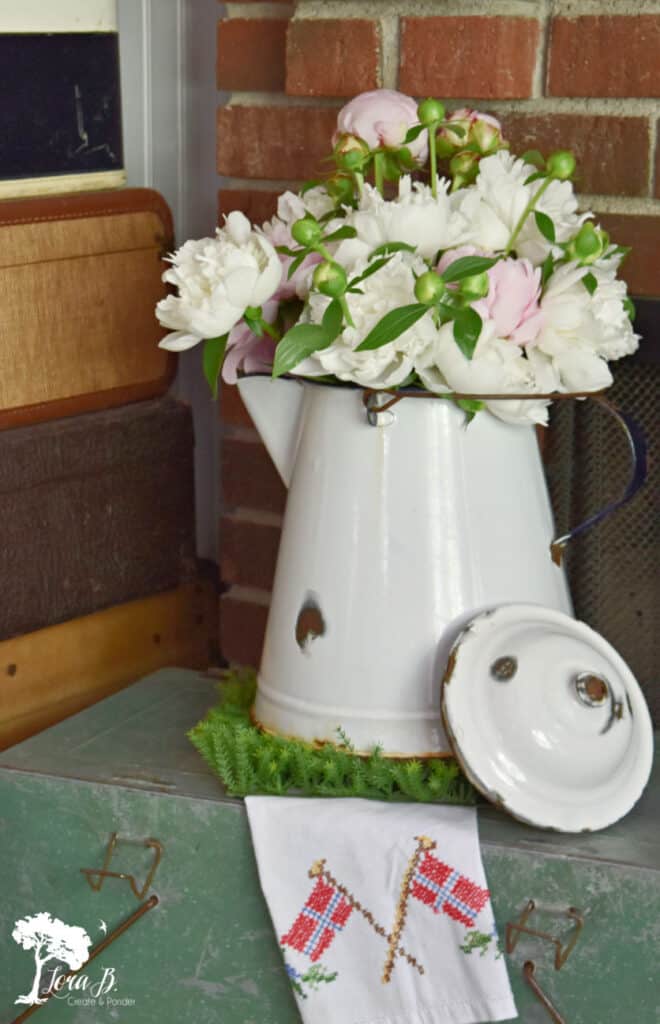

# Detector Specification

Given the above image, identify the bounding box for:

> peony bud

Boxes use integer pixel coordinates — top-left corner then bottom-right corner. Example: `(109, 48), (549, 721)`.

(414, 271), (446, 306)
(334, 133), (370, 172)
(546, 150), (576, 181)
(326, 175), (355, 204)
(450, 151), (480, 177)
(291, 217), (322, 247)
(313, 261), (348, 298)
(460, 272), (490, 300)
(471, 118), (503, 155)
(417, 98), (446, 127)
(573, 223), (608, 263)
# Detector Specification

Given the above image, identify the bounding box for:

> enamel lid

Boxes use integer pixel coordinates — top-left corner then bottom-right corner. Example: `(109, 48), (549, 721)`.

(441, 604), (654, 833)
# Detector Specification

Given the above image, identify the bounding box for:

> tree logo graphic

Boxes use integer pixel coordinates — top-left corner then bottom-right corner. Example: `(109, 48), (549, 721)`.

(12, 912), (92, 1005)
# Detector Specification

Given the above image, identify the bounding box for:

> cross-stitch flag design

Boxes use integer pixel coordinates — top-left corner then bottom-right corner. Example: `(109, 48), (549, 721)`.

(410, 851), (489, 928)
(281, 878), (353, 962)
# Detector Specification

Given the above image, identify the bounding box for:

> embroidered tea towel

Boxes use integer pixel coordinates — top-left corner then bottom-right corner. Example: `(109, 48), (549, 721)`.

(245, 797), (517, 1024)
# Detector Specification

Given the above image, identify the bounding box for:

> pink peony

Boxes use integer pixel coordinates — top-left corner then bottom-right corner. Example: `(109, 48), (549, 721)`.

(437, 250), (546, 346)
(474, 258), (546, 346)
(334, 89), (428, 164)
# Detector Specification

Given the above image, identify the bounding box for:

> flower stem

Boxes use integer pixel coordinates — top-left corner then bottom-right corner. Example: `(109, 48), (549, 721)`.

(316, 242), (334, 261)
(354, 170), (364, 200)
(428, 126), (438, 199)
(373, 151), (385, 196)
(504, 176), (552, 256)
(339, 294), (355, 328)
(261, 320), (281, 342)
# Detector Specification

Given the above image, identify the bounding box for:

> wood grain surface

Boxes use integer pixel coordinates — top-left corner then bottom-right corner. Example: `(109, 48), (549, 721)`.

(0, 188), (174, 427)
(0, 582), (218, 750)
(0, 397), (197, 640)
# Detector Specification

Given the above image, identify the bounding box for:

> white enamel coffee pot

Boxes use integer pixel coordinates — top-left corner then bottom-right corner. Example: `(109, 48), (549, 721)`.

(237, 376), (572, 756)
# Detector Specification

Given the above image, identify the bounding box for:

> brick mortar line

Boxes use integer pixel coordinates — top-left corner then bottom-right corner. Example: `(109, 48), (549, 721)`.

(217, 175), (660, 215)
(551, 1), (660, 15)
(222, 1), (660, 19)
(219, 175), (301, 193)
(581, 194), (660, 215)
(379, 13), (399, 89)
(294, 1), (547, 17)
(221, 92), (660, 116)
(218, 171), (658, 208)
(223, 508), (284, 527)
(532, 1), (552, 101)
(222, 92), (342, 108)
(222, 423), (260, 442)
(649, 118), (658, 197)
(222, 584), (272, 606)
(292, 0), (660, 14)
(225, 2), (295, 17)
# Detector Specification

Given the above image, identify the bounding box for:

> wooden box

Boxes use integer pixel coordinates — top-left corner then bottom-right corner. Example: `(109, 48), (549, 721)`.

(0, 188), (174, 428)
(0, 670), (657, 1024)
(0, 397), (196, 642)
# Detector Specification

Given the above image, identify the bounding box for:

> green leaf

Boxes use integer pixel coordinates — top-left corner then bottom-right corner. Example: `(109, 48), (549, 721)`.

(453, 307), (482, 360)
(348, 256), (391, 288)
(355, 303), (428, 351)
(606, 244), (632, 262)
(404, 123), (426, 143)
(383, 152), (401, 181)
(322, 225), (357, 243)
(457, 398), (485, 414)
(522, 149), (545, 169)
(541, 252), (555, 288)
(534, 210), (556, 243)
(441, 255), (499, 284)
(272, 324), (331, 378)
(369, 241), (416, 259)
(582, 271), (598, 295)
(318, 208), (341, 223)
(276, 244), (302, 257)
(322, 298), (343, 342)
(286, 251), (307, 280)
(243, 315), (263, 337)
(437, 300), (459, 324)
(203, 334), (229, 399)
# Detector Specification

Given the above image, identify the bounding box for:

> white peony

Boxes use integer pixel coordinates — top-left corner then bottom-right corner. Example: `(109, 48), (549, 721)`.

(589, 256), (639, 360)
(537, 260), (638, 392)
(156, 211), (282, 351)
(341, 177), (464, 262)
(292, 252), (437, 388)
(416, 320), (556, 425)
(276, 185), (336, 225)
(452, 151), (585, 265)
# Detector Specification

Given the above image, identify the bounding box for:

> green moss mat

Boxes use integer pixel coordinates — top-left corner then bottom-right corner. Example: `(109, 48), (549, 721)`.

(188, 668), (476, 805)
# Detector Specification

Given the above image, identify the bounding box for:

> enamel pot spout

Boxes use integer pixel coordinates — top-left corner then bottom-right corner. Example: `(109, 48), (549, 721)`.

(237, 376), (305, 488)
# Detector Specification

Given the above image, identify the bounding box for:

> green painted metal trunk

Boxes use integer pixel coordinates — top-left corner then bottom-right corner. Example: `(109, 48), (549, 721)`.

(0, 670), (657, 1024)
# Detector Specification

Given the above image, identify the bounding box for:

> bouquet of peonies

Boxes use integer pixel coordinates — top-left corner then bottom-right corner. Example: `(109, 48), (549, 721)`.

(156, 89), (638, 425)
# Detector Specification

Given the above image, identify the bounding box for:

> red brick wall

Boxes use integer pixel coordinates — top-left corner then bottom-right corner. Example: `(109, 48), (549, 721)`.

(216, 0), (660, 665)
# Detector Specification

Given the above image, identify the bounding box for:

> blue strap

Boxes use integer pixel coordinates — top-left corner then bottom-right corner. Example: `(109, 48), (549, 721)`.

(550, 395), (649, 566)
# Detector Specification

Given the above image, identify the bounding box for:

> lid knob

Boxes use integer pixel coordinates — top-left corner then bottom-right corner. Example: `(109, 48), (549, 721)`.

(574, 672), (609, 707)
(490, 656), (518, 681)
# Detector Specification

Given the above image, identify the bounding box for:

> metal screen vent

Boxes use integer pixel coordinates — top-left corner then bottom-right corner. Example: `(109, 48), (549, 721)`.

(545, 351), (659, 724)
